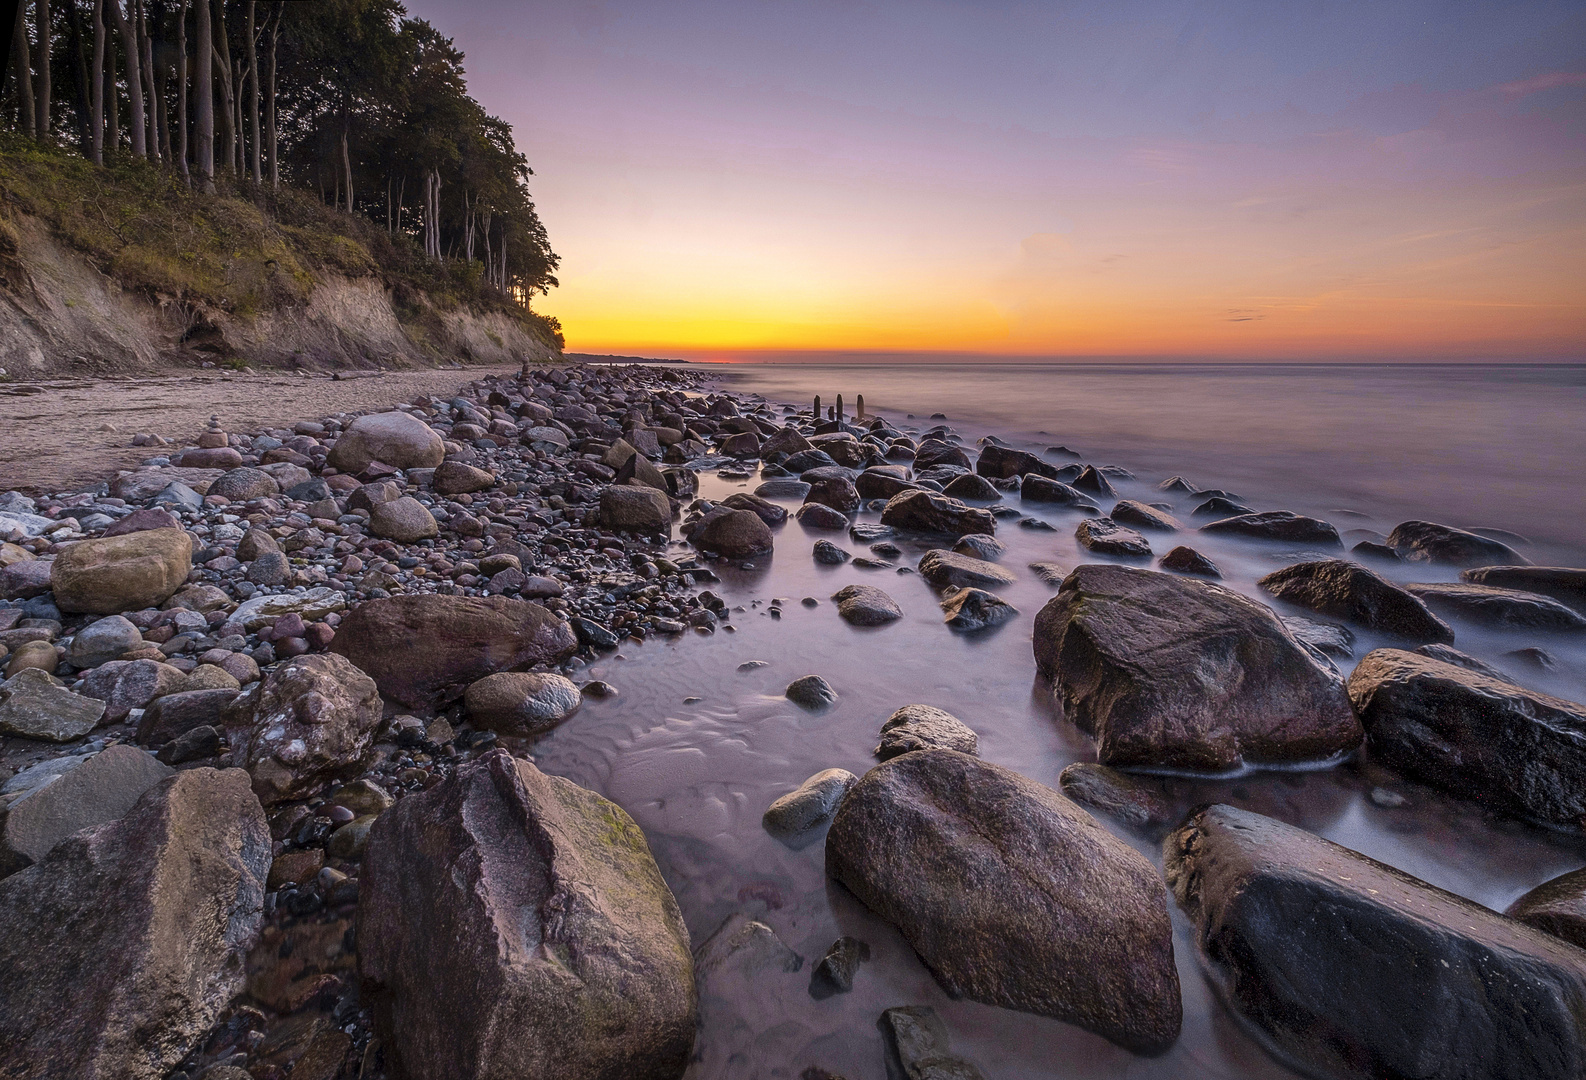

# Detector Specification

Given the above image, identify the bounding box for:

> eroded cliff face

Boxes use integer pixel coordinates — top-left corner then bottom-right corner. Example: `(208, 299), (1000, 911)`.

(0, 213), (560, 379)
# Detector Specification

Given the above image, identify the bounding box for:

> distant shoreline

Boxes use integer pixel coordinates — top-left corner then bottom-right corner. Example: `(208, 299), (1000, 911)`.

(565, 353), (690, 365)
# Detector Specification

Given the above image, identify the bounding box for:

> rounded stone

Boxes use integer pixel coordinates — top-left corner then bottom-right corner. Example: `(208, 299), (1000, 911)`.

(65, 616), (143, 669)
(464, 672), (583, 736)
(368, 497), (439, 542)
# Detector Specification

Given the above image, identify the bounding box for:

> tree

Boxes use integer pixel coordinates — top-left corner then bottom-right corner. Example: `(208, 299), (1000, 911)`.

(194, 0), (211, 188)
(109, 0), (145, 156)
(32, 0), (48, 140)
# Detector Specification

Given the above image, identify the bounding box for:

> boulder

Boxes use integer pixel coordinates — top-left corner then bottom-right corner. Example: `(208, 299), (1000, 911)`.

(785, 674), (839, 710)
(79, 658), (187, 722)
(432, 460), (496, 495)
(0, 669), (105, 741)
(941, 587), (1017, 631)
(691, 507), (774, 558)
(880, 490), (996, 538)
(755, 479), (811, 501)
(832, 584), (904, 626)
(1034, 564), (1359, 771)
(0, 745), (173, 876)
(1109, 500), (1181, 531)
(855, 469), (920, 500)
(1019, 474), (1096, 508)
(874, 703), (976, 760)
(223, 653), (382, 805)
(916, 549), (1015, 590)
(879, 1006), (985, 1080)
(50, 528), (193, 614)
(599, 485), (672, 533)
(1404, 581), (1586, 633)
(327, 411), (445, 472)
(975, 445), (1057, 480)
(827, 750), (1182, 1052)
(100, 507), (182, 538)
(1165, 804), (1586, 1080)
(1412, 641), (1511, 680)
(940, 473), (999, 501)
(762, 768), (857, 842)
(1158, 545), (1220, 578)
(358, 750), (695, 1079)
(464, 671), (582, 736)
(174, 446), (243, 469)
(805, 477), (862, 514)
(1058, 763), (1173, 832)
(206, 467), (279, 502)
(367, 496), (438, 542)
(330, 594), (577, 708)
(1075, 517), (1152, 557)
(760, 426), (813, 457)
(1386, 520), (1528, 567)
(953, 533), (1004, 561)
(1198, 511), (1342, 548)
(139, 687), (239, 746)
(1346, 648), (1586, 826)
(0, 768), (269, 1080)
(65, 615), (144, 668)
(794, 502), (849, 530)
(0, 558), (53, 599)
(1191, 496), (1255, 519)
(1461, 565), (1586, 612)
(913, 440), (972, 471)
(1257, 559), (1454, 643)
(812, 539), (851, 565)
(1072, 465), (1116, 497)
(1507, 867), (1586, 950)
(615, 451), (670, 492)
(720, 491), (788, 526)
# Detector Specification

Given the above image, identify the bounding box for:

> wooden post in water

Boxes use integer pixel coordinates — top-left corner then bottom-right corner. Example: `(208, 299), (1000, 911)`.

(856, 394), (865, 420)
(812, 394), (820, 420)
(836, 394), (845, 423)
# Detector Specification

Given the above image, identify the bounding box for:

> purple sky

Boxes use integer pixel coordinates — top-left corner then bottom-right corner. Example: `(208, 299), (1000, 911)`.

(407, 0), (1586, 359)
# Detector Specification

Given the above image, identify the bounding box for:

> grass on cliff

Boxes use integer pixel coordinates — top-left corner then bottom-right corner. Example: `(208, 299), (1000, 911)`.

(0, 133), (562, 347)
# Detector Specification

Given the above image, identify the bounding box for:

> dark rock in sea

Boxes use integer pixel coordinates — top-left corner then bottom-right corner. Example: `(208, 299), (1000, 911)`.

(1109, 500), (1182, 531)
(1075, 517), (1153, 558)
(878, 1006), (985, 1080)
(913, 439), (973, 471)
(1199, 511), (1342, 548)
(1347, 648), (1586, 826)
(693, 507), (776, 557)
(1190, 496), (1255, 519)
(330, 594), (577, 708)
(786, 674), (839, 710)
(1411, 642), (1511, 681)
(1504, 646), (1556, 671)
(826, 750), (1182, 1053)
(805, 477), (862, 515)
(1165, 803), (1586, 1080)
(1386, 519), (1528, 568)
(1034, 564), (1359, 771)
(940, 587), (1018, 631)
(1071, 465), (1116, 498)
(1158, 545), (1221, 578)
(755, 479), (812, 501)
(359, 750), (695, 1079)
(975, 445), (1059, 481)
(1058, 762), (1174, 833)
(879, 490), (996, 538)
(874, 704), (977, 760)
(1508, 867), (1586, 950)
(796, 502), (850, 530)
(809, 937), (870, 997)
(832, 584), (904, 625)
(760, 426), (814, 458)
(849, 522), (895, 543)
(0, 768), (269, 1080)
(1027, 561), (1067, 586)
(952, 533), (1004, 561)
(1461, 565), (1586, 613)
(1280, 615), (1355, 660)
(917, 549), (1016, 590)
(721, 491), (789, 526)
(812, 540), (851, 565)
(1158, 476), (1197, 494)
(763, 768), (857, 844)
(1017, 474), (1093, 508)
(1257, 559), (1453, 643)
(1404, 581), (1586, 633)
(941, 472), (1000, 501)
(572, 616), (621, 650)
(783, 449), (837, 473)
(1018, 516), (1058, 531)
(855, 469), (920, 500)
(1350, 539), (1401, 563)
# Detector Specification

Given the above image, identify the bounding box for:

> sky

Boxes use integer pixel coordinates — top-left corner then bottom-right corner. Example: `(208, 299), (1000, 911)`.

(405, 0), (1586, 361)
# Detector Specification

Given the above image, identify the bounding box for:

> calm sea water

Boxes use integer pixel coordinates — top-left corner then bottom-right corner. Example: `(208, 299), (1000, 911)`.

(524, 361), (1585, 1079)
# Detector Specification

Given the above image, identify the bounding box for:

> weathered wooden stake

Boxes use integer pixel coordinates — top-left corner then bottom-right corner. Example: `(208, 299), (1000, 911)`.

(813, 394), (820, 418)
(836, 394), (844, 422)
(856, 394), (865, 420)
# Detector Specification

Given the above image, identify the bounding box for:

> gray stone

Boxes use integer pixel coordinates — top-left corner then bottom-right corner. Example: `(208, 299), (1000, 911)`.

(827, 750), (1182, 1053)
(916, 549), (1015, 590)
(464, 671), (582, 736)
(206, 467), (279, 502)
(874, 704), (976, 760)
(79, 658), (187, 722)
(812, 540), (851, 565)
(1075, 517), (1152, 557)
(1019, 474), (1096, 508)
(368, 497), (438, 542)
(1199, 511), (1342, 548)
(880, 490), (996, 538)
(1158, 545), (1220, 578)
(940, 587), (1017, 631)
(599, 485), (672, 533)
(244, 550), (291, 586)
(1404, 581), (1586, 633)
(691, 507), (774, 558)
(50, 528), (193, 614)
(0, 669), (105, 741)
(1387, 519), (1528, 568)
(137, 687), (238, 745)
(810, 937), (869, 997)
(1058, 763), (1173, 833)
(832, 584), (904, 626)
(327, 410), (445, 472)
(794, 502), (849, 530)
(785, 674), (839, 710)
(1461, 565), (1586, 612)
(879, 1006), (984, 1080)
(1507, 867), (1586, 950)
(952, 534), (1004, 561)
(432, 460), (496, 495)
(65, 615), (143, 668)
(1258, 559), (1453, 643)
(762, 768), (857, 842)
(0, 745), (173, 876)
(1109, 500), (1182, 531)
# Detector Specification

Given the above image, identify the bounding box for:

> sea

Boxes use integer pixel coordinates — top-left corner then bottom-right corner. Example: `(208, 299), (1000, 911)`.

(535, 362), (1586, 1079)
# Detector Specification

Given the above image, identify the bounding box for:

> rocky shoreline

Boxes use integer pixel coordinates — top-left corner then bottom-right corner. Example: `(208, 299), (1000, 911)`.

(0, 362), (1584, 1079)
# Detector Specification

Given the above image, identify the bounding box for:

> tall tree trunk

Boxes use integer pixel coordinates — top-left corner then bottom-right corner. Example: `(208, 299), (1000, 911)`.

(33, 0), (49, 140)
(340, 119), (352, 213)
(193, 0), (211, 189)
(211, 0), (231, 172)
(90, 0), (104, 162)
(66, 0), (91, 154)
(244, 0), (258, 182)
(137, 0), (157, 161)
(265, 0), (277, 187)
(175, 0), (187, 181)
(13, 3), (35, 137)
(104, 30), (116, 147)
(111, 0), (145, 157)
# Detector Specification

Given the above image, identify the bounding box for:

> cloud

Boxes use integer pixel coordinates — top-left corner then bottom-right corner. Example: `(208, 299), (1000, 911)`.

(1494, 72), (1586, 98)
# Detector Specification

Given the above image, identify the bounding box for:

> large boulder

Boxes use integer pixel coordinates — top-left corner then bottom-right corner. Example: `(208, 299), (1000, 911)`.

(0, 744), (173, 876)
(916, 549), (1015, 590)
(330, 594), (577, 708)
(975, 445), (1058, 480)
(358, 750), (696, 1079)
(50, 528), (193, 614)
(1461, 565), (1586, 612)
(805, 477), (862, 514)
(690, 507), (773, 558)
(1198, 511), (1342, 548)
(720, 491), (787, 526)
(1386, 520), (1528, 567)
(1020, 474), (1098, 508)
(1033, 564), (1359, 771)
(0, 768), (269, 1080)
(826, 750), (1181, 1053)
(0, 668), (105, 741)
(327, 410), (445, 473)
(1257, 559), (1454, 643)
(1165, 804), (1586, 1080)
(1404, 581), (1586, 633)
(599, 485), (673, 533)
(1075, 517), (1152, 557)
(1346, 648), (1586, 826)
(222, 653), (383, 805)
(880, 490), (996, 538)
